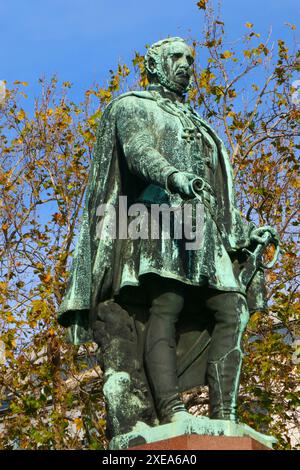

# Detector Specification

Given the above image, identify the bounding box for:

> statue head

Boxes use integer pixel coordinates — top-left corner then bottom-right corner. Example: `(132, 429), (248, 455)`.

(144, 37), (194, 95)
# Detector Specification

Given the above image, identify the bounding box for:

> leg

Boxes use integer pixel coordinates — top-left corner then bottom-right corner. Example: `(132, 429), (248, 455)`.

(143, 274), (188, 423)
(92, 300), (157, 438)
(205, 291), (249, 421)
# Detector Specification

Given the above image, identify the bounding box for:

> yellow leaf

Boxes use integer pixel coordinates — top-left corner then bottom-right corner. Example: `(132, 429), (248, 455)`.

(286, 22), (296, 30)
(267, 272), (277, 282)
(292, 178), (300, 189)
(250, 311), (261, 323)
(43, 273), (52, 284)
(74, 418), (83, 431)
(5, 350), (14, 359)
(246, 22), (253, 28)
(221, 50), (233, 59)
(98, 89), (112, 102)
(16, 109), (26, 121)
(139, 76), (149, 88)
(188, 88), (197, 101)
(13, 81), (28, 86)
(197, 0), (207, 9)
(244, 50), (252, 58)
(31, 299), (48, 315)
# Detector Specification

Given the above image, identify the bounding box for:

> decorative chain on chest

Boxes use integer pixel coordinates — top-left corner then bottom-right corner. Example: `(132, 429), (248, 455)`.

(151, 92), (203, 142)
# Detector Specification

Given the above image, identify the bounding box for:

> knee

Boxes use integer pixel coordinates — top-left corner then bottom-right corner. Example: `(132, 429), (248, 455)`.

(150, 292), (184, 320)
(217, 293), (249, 331)
(234, 294), (249, 331)
(239, 296), (250, 329)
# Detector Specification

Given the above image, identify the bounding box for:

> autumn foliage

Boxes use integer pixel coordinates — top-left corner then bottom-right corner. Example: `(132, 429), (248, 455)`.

(0, 2), (299, 449)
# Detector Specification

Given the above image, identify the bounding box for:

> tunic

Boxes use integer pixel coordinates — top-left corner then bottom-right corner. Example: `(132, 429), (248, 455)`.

(57, 88), (267, 345)
(113, 88), (243, 295)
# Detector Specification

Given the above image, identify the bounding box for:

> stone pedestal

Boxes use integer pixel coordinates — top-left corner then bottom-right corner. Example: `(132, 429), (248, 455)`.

(109, 417), (277, 450)
(129, 434), (271, 450)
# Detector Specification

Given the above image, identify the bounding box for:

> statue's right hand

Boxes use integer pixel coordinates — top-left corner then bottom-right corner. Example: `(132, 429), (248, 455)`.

(168, 171), (199, 198)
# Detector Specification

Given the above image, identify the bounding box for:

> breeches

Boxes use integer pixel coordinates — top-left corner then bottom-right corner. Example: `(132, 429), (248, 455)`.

(142, 273), (249, 398)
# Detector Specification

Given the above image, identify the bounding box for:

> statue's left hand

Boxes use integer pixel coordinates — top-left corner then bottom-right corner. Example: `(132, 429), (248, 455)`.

(250, 225), (280, 245)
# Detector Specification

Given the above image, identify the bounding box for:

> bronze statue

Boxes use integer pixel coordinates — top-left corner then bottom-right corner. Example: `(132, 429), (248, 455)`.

(58, 37), (279, 448)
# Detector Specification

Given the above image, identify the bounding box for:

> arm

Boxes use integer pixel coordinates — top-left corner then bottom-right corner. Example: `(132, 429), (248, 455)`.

(115, 97), (179, 189)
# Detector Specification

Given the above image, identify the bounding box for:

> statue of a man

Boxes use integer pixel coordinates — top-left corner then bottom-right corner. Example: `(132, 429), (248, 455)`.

(58, 37), (278, 444)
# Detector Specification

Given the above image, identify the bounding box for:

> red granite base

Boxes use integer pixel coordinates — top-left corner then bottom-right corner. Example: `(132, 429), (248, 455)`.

(129, 434), (271, 450)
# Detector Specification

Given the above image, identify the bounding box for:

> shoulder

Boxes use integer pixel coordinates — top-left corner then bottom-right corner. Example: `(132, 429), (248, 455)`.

(95, 92), (157, 136)
(109, 91), (157, 116)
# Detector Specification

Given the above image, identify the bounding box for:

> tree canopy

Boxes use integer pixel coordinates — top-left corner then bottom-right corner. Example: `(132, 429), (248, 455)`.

(0, 1), (299, 449)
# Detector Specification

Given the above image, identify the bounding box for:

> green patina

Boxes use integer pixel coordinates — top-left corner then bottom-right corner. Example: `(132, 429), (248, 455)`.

(103, 368), (156, 438)
(109, 416), (277, 450)
(57, 37), (279, 445)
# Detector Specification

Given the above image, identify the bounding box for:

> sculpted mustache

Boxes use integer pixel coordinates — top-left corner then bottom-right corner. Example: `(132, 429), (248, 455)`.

(175, 69), (190, 76)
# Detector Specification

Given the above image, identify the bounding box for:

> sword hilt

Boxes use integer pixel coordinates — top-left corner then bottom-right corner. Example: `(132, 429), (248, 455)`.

(242, 231), (279, 270)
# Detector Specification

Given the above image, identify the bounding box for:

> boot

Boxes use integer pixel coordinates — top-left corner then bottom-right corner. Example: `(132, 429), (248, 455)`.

(144, 314), (187, 424)
(207, 347), (243, 422)
(156, 392), (189, 424)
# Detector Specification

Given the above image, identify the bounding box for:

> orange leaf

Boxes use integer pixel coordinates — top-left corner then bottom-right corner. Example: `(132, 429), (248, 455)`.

(197, 0), (207, 9)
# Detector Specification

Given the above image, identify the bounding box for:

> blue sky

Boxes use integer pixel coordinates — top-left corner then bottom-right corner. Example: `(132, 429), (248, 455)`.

(1, 0), (299, 104)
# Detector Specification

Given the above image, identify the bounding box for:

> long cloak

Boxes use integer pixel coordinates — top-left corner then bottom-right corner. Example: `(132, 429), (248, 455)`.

(57, 90), (266, 346)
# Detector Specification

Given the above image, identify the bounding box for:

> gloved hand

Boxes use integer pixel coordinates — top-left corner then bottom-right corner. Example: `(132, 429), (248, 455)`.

(167, 171), (200, 198)
(250, 225), (280, 245)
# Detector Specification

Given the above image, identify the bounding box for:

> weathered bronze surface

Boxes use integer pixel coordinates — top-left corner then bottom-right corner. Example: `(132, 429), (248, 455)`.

(57, 37), (279, 447)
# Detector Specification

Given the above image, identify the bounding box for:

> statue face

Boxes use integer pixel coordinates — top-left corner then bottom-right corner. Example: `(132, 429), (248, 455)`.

(160, 41), (194, 92)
